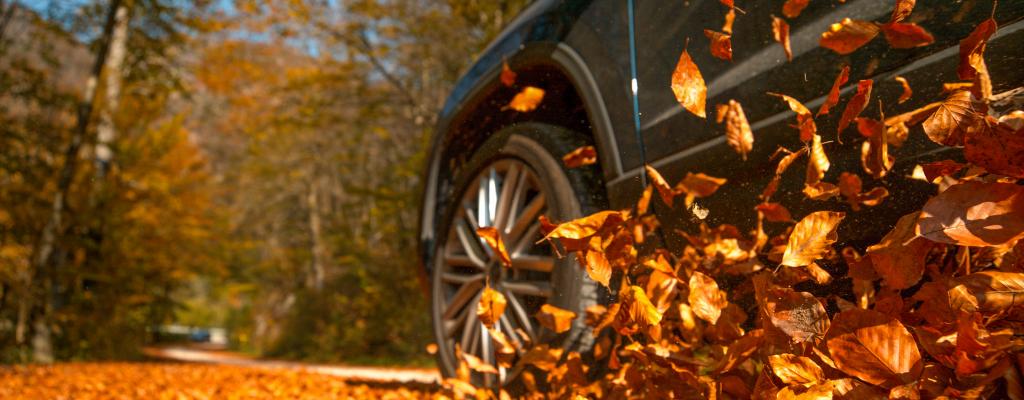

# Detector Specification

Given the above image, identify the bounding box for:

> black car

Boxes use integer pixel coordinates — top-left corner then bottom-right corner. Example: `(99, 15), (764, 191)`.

(417, 0), (1024, 384)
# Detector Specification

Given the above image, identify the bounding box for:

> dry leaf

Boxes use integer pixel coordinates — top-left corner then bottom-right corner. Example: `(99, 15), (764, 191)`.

(818, 65), (850, 116)
(917, 181), (1024, 247)
(645, 165), (675, 208)
(460, 350), (498, 374)
(772, 16), (793, 61)
(536, 304), (577, 334)
(764, 286), (830, 342)
(582, 247), (612, 288)
(722, 9), (736, 34)
(858, 116), (893, 179)
(562, 145), (597, 168)
(769, 92), (816, 142)
(769, 354), (825, 386)
(477, 287), (507, 328)
(477, 227), (511, 267)
(867, 212), (930, 289)
(782, 211), (845, 267)
(803, 182), (840, 201)
(618, 285), (663, 329)
(889, 0), (916, 24)
(500, 61), (516, 87)
(671, 47), (707, 119)
(507, 86), (545, 112)
(826, 309), (922, 388)
(806, 134), (830, 186)
(756, 202), (793, 222)
(705, 29), (733, 62)
(675, 172), (727, 201)
(882, 22), (934, 48)
(542, 211), (624, 243)
(782, 0), (809, 19)
(894, 76), (912, 104)
(720, 100), (754, 159)
(922, 90), (982, 146)
(820, 18), (880, 55)
(951, 271), (1024, 313)
(920, 160), (965, 182)
(964, 115), (1024, 178)
(958, 17), (997, 81)
(838, 80), (873, 140)
(688, 271), (728, 324)
(716, 330), (765, 374)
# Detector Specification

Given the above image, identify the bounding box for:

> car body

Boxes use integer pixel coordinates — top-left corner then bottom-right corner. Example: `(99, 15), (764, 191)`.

(419, 0), (1024, 380)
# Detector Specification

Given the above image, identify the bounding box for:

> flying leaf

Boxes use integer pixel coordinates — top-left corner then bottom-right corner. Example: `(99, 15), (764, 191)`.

(645, 165), (675, 208)
(889, 0), (916, 24)
(460, 350), (498, 375)
(542, 211), (625, 242)
(838, 80), (873, 140)
(507, 86), (545, 112)
(958, 17), (997, 81)
(714, 329), (764, 374)
(826, 309), (922, 388)
(477, 227), (511, 267)
(818, 65), (850, 116)
(477, 287), (507, 328)
(805, 134), (830, 186)
(917, 181), (1024, 247)
(803, 182), (840, 201)
(675, 172), (727, 203)
(951, 271), (1024, 313)
(671, 47), (707, 119)
(857, 116), (893, 179)
(772, 16), (793, 61)
(582, 247), (611, 288)
(820, 18), (880, 55)
(722, 9), (736, 34)
(756, 203), (793, 222)
(964, 115), (1024, 178)
(881, 22), (934, 48)
(922, 90), (982, 146)
(764, 286), (830, 342)
(688, 271), (728, 324)
(618, 285), (663, 329)
(500, 61), (516, 87)
(919, 160), (965, 182)
(782, 211), (845, 267)
(704, 30), (733, 62)
(768, 92), (816, 142)
(782, 0), (809, 19)
(562, 146), (597, 168)
(536, 304), (577, 334)
(867, 212), (930, 289)
(894, 76), (912, 104)
(769, 354), (825, 386)
(719, 100), (754, 160)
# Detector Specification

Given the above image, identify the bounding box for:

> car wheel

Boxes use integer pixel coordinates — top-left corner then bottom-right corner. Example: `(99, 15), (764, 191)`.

(430, 122), (605, 387)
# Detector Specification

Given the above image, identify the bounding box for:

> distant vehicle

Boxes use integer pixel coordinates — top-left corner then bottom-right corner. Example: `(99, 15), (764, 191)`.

(190, 329), (211, 343)
(417, 0), (1024, 385)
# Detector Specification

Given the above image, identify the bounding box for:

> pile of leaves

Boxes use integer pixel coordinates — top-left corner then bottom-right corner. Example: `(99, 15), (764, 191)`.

(0, 363), (438, 399)
(445, 0), (1024, 398)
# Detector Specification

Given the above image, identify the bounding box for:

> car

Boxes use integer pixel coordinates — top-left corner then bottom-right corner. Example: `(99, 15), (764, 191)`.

(417, 0), (1024, 386)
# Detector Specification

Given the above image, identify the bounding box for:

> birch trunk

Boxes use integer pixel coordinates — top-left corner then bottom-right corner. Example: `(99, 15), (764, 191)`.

(307, 178), (327, 291)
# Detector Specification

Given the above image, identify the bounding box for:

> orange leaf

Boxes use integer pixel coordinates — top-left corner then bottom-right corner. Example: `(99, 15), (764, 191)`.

(675, 172), (727, 199)
(894, 76), (912, 104)
(858, 116), (893, 179)
(951, 271), (1024, 314)
(582, 247), (612, 288)
(768, 92), (816, 142)
(542, 210), (625, 242)
(922, 89), (982, 146)
(704, 29), (733, 62)
(772, 16), (793, 61)
(562, 145), (597, 168)
(781, 0), (809, 19)
(722, 9), (736, 35)
(714, 329), (764, 374)
(867, 212), (930, 289)
(671, 47), (707, 119)
(645, 164), (675, 208)
(762, 286), (830, 342)
(477, 287), (507, 329)
(803, 181), (839, 201)
(805, 134), (830, 186)
(460, 349), (498, 375)
(618, 285), (663, 329)
(958, 18), (997, 81)
(769, 354), (825, 386)
(500, 61), (516, 87)
(919, 160), (965, 182)
(719, 100), (754, 160)
(782, 211), (845, 267)
(964, 116), (1024, 178)
(881, 22), (934, 48)
(889, 0), (916, 24)
(817, 65), (850, 116)
(917, 181), (1024, 247)
(826, 309), (922, 388)
(838, 80), (873, 140)
(756, 203), (793, 222)
(820, 18), (880, 55)
(476, 226), (511, 267)
(536, 304), (577, 334)
(507, 86), (545, 112)
(688, 271), (728, 324)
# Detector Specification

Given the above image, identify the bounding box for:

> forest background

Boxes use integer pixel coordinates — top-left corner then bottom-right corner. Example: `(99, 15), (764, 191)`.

(0, 0), (529, 365)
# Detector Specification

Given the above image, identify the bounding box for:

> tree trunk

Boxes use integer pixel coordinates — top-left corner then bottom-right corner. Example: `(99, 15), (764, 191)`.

(94, 0), (131, 179)
(306, 178), (327, 291)
(25, 0), (128, 363)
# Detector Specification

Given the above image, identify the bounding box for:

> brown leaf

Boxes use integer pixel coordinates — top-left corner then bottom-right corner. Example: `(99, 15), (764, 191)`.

(838, 172), (863, 206)
(951, 271), (1024, 313)
(675, 172), (727, 200)
(704, 29), (733, 62)
(958, 17), (997, 81)
(507, 86), (545, 112)
(838, 80), (873, 140)
(500, 61), (516, 87)
(922, 89), (983, 146)
(562, 145), (597, 168)
(820, 18), (880, 55)
(756, 203), (793, 222)
(671, 47), (707, 119)
(769, 354), (825, 386)
(882, 22), (934, 48)
(782, 211), (845, 267)
(826, 309), (922, 388)
(688, 271), (728, 324)
(965, 116), (1024, 178)
(782, 0), (809, 19)
(582, 247), (612, 288)
(806, 134), (831, 185)
(772, 16), (793, 61)
(894, 76), (912, 104)
(720, 99), (754, 160)
(645, 165), (675, 208)
(477, 227), (511, 267)
(477, 287), (507, 329)
(889, 0), (916, 24)
(769, 92), (816, 142)
(519, 344), (563, 371)
(542, 210), (625, 243)
(920, 160), (966, 182)
(460, 349), (498, 374)
(764, 287), (830, 342)
(722, 9), (736, 35)
(618, 285), (663, 330)
(714, 329), (764, 374)
(803, 182), (840, 201)
(917, 180), (1024, 247)
(817, 65), (850, 117)
(858, 116), (893, 179)
(536, 304), (577, 334)
(867, 212), (930, 289)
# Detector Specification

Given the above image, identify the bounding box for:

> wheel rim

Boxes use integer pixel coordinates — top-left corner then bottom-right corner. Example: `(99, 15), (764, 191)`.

(432, 158), (557, 386)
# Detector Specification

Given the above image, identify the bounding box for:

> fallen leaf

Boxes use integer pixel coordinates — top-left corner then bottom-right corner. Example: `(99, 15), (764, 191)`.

(917, 180), (1024, 247)
(826, 309), (922, 388)
(820, 18), (880, 55)
(477, 227), (511, 267)
(889, 0), (916, 24)
(818, 65), (850, 116)
(803, 182), (840, 201)
(562, 145), (597, 168)
(536, 304), (577, 334)
(671, 47), (707, 119)
(769, 354), (825, 386)
(882, 22), (934, 48)
(507, 86), (545, 112)
(582, 247), (612, 288)
(477, 287), (507, 329)
(838, 80), (873, 140)
(460, 350), (498, 374)
(782, 0), (809, 19)
(645, 165), (675, 208)
(920, 160), (965, 182)
(688, 271), (728, 324)
(806, 134), (830, 185)
(867, 212), (930, 289)
(951, 271), (1024, 313)
(772, 16), (793, 61)
(500, 61), (516, 87)
(704, 29), (733, 62)
(618, 285), (663, 329)
(722, 9), (736, 34)
(764, 286), (830, 342)
(542, 211), (625, 243)
(922, 90), (982, 146)
(894, 76), (912, 104)
(858, 116), (893, 179)
(782, 211), (845, 267)
(958, 17), (997, 81)
(519, 344), (563, 371)
(715, 329), (765, 373)
(674, 172), (727, 203)
(964, 115), (1024, 178)
(720, 100), (754, 160)
(756, 203), (793, 222)
(769, 92), (816, 142)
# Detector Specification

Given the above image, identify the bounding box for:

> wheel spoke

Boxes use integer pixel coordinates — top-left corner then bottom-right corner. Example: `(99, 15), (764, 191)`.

(443, 279), (483, 320)
(510, 254), (555, 273)
(498, 314), (523, 351)
(507, 195), (545, 244)
(445, 304), (470, 338)
(502, 288), (536, 342)
(461, 292), (481, 355)
(491, 164), (520, 231)
(442, 272), (483, 285)
(503, 280), (552, 298)
(509, 221), (541, 257)
(454, 218), (488, 268)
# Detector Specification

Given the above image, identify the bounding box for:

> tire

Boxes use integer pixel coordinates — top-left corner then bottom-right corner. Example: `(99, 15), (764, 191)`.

(429, 122), (606, 387)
